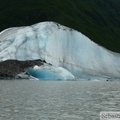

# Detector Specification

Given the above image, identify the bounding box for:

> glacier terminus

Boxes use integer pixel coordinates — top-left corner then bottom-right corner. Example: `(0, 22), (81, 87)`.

(0, 22), (120, 80)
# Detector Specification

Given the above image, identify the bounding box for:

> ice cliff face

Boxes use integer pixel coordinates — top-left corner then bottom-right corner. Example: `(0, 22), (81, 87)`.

(0, 21), (120, 79)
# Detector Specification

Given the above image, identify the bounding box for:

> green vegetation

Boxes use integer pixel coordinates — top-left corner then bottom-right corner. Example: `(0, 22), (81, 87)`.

(0, 0), (120, 52)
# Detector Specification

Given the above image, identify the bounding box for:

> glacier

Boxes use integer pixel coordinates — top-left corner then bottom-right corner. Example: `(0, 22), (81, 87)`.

(0, 21), (120, 80)
(26, 64), (75, 80)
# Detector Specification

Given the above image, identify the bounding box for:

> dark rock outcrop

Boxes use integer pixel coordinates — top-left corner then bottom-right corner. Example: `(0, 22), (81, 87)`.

(0, 59), (44, 79)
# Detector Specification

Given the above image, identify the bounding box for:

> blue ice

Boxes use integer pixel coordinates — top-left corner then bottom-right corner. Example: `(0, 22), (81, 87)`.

(27, 68), (63, 80)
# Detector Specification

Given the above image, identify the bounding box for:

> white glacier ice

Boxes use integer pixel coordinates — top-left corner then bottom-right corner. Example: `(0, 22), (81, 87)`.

(0, 21), (120, 80)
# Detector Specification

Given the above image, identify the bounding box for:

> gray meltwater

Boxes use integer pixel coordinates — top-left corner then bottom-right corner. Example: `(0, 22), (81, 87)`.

(0, 80), (120, 120)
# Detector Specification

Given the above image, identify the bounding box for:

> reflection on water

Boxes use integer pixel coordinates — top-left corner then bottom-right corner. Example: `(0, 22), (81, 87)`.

(0, 80), (120, 120)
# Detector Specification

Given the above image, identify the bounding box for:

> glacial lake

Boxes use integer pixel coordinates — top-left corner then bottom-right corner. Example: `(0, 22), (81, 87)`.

(0, 80), (120, 120)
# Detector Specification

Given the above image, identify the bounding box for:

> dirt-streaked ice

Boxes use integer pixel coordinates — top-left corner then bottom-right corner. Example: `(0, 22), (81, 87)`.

(0, 22), (120, 80)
